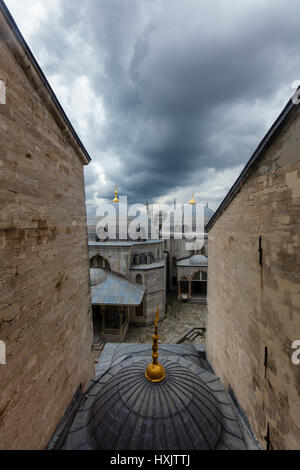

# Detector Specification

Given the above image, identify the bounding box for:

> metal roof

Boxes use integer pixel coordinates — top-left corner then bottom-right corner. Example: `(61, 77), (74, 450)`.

(177, 254), (208, 267)
(63, 344), (258, 450)
(90, 269), (145, 306)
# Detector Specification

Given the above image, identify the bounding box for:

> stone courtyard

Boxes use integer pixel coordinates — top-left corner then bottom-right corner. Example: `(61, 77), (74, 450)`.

(125, 294), (207, 344)
(93, 294), (207, 363)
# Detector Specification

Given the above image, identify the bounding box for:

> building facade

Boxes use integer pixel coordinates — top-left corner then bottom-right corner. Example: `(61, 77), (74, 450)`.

(87, 205), (166, 340)
(0, 2), (94, 450)
(176, 254), (208, 301)
(206, 96), (300, 449)
(163, 200), (213, 293)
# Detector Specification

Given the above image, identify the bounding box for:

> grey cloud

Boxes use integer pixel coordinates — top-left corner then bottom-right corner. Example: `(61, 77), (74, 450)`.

(12, 0), (300, 209)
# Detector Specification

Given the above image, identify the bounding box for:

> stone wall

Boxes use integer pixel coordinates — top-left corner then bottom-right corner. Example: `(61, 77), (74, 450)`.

(165, 234), (208, 289)
(0, 22), (94, 449)
(207, 105), (300, 449)
(89, 240), (166, 326)
(129, 266), (166, 325)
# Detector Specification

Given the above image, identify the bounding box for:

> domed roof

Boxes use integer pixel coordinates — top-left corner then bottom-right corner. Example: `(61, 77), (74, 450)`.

(91, 359), (222, 450)
(89, 268), (107, 286)
(63, 346), (253, 450)
(189, 254), (208, 265)
(177, 254), (208, 267)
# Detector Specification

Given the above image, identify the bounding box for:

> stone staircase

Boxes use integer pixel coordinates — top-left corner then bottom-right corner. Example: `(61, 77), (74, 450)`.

(176, 327), (206, 344)
(189, 297), (207, 305)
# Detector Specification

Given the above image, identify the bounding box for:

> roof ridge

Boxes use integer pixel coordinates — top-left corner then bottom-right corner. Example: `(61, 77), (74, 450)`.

(0, 0), (91, 165)
(206, 96), (296, 231)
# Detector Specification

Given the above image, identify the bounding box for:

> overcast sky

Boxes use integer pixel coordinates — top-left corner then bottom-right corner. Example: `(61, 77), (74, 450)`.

(5, 0), (300, 215)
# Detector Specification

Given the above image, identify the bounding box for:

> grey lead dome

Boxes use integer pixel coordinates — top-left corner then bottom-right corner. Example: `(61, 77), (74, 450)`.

(91, 359), (223, 450)
(62, 345), (254, 450)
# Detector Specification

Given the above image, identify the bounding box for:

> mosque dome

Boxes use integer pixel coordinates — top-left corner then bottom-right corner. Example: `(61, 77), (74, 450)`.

(190, 254), (207, 265)
(89, 268), (107, 286)
(91, 358), (223, 450)
(63, 308), (253, 451)
(177, 255), (208, 268)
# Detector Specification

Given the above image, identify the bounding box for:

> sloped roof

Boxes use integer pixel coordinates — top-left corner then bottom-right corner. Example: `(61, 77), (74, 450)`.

(206, 94), (299, 231)
(177, 254), (208, 267)
(90, 269), (145, 306)
(0, 0), (91, 165)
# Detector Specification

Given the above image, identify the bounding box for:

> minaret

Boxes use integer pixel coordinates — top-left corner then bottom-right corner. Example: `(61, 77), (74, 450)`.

(145, 305), (166, 383)
(113, 184), (119, 203)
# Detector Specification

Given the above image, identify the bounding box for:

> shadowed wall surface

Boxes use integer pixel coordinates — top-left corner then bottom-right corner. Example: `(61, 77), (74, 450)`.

(0, 4), (94, 449)
(207, 104), (300, 450)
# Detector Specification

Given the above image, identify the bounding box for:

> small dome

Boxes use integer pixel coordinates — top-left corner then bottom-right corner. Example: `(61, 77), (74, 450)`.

(189, 254), (208, 265)
(89, 268), (107, 286)
(177, 255), (208, 267)
(91, 359), (223, 450)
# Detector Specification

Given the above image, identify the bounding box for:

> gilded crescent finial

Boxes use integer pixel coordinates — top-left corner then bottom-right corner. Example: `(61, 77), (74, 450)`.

(113, 185), (119, 203)
(145, 305), (166, 383)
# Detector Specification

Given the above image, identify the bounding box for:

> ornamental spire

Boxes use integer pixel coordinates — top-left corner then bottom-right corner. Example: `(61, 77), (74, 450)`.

(113, 184), (119, 203)
(145, 305), (166, 383)
(189, 193), (196, 205)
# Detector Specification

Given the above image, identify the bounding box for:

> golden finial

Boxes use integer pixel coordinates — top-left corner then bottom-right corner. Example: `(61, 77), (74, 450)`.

(189, 193), (196, 205)
(113, 184), (119, 203)
(145, 305), (166, 383)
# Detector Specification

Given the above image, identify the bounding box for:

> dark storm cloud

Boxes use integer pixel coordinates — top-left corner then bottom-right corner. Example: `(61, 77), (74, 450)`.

(10, 0), (300, 209)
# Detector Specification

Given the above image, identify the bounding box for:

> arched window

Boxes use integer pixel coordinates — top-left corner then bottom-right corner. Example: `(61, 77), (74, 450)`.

(146, 254), (154, 264)
(133, 252), (155, 266)
(191, 270), (207, 296)
(192, 271), (201, 281)
(136, 274), (143, 285)
(90, 255), (111, 271)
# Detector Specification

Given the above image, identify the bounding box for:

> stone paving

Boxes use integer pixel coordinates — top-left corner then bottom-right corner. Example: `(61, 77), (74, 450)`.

(93, 294), (207, 364)
(124, 294), (207, 345)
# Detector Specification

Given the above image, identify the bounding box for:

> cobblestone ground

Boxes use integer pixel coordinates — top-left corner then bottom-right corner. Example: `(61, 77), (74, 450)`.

(124, 293), (207, 345)
(94, 294), (207, 364)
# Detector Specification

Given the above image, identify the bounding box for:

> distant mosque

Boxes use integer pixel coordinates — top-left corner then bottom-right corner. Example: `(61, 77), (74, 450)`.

(87, 187), (214, 343)
(162, 193), (214, 301)
(87, 186), (167, 342)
